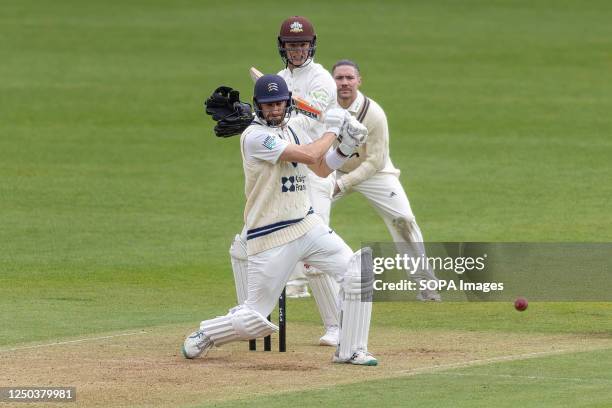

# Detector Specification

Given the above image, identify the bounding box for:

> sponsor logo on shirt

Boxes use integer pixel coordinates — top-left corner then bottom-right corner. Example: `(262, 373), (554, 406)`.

(263, 135), (277, 150)
(281, 175), (307, 192)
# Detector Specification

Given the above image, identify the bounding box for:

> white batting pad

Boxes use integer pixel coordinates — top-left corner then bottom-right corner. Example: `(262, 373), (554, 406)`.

(230, 234), (249, 304)
(338, 248), (374, 361)
(306, 267), (340, 328)
(199, 314), (241, 346)
(200, 306), (278, 346)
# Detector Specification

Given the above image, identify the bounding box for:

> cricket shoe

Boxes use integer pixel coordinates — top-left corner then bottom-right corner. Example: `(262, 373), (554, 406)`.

(181, 330), (213, 359)
(333, 350), (378, 366)
(286, 283), (311, 298)
(417, 289), (441, 302)
(319, 326), (339, 346)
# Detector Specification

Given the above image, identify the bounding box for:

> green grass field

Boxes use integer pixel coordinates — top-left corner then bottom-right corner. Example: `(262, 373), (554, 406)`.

(1, 1), (611, 406)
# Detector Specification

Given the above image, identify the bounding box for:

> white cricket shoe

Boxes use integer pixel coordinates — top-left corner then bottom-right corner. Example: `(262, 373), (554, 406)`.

(286, 283), (311, 298)
(181, 330), (213, 359)
(319, 326), (339, 346)
(333, 350), (378, 366)
(417, 289), (442, 302)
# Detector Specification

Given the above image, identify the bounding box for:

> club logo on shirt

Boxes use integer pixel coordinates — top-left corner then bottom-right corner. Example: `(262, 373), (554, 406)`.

(262, 135), (277, 150)
(281, 175), (307, 192)
(310, 89), (329, 104)
(290, 21), (303, 33)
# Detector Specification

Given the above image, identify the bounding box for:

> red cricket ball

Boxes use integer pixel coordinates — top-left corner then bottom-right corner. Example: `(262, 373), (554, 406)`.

(514, 297), (528, 311)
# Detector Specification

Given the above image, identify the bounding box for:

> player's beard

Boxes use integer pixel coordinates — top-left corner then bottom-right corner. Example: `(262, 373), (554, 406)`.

(265, 113), (284, 127)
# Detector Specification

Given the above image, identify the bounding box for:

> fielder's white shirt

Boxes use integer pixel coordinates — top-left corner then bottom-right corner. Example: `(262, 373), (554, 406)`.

(278, 59), (337, 142)
(336, 91), (400, 192)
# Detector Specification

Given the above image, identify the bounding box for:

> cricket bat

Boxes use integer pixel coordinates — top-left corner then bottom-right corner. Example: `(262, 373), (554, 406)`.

(249, 66), (323, 121)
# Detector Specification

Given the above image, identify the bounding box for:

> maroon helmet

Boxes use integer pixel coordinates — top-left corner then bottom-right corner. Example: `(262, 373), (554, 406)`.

(277, 16), (317, 67)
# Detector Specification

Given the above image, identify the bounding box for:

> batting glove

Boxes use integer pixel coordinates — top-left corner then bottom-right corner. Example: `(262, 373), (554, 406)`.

(324, 108), (348, 136)
(337, 116), (368, 156)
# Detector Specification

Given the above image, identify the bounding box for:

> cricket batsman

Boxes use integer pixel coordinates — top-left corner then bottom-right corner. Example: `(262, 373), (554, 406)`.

(229, 16), (341, 347)
(184, 74), (377, 366)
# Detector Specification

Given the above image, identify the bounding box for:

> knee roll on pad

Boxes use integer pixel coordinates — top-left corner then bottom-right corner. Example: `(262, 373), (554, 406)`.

(229, 234), (247, 260)
(343, 275), (374, 297)
(199, 306), (278, 347)
(231, 306), (278, 339)
(342, 248), (374, 300)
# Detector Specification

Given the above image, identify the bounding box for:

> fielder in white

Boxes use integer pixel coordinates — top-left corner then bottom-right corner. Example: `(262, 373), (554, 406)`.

(331, 60), (440, 300)
(230, 16), (341, 347)
(184, 74), (377, 366)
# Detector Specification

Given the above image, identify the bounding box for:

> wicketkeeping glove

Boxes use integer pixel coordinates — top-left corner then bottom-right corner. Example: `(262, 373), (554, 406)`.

(204, 86), (254, 138)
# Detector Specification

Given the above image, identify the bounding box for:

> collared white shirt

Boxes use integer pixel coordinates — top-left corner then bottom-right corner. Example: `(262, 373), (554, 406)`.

(278, 60), (337, 142)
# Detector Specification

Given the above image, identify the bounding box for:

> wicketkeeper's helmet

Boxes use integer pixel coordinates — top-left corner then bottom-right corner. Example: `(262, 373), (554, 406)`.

(277, 16), (317, 67)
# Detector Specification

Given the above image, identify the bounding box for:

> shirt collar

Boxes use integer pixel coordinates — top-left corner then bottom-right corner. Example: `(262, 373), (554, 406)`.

(253, 118), (290, 137)
(285, 59), (314, 77)
(346, 91), (365, 115)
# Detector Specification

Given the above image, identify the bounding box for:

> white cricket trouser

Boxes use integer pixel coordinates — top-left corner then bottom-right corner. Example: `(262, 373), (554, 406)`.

(288, 170), (334, 285)
(308, 171), (334, 225)
(333, 171), (415, 239)
(245, 224), (352, 317)
(333, 170), (439, 284)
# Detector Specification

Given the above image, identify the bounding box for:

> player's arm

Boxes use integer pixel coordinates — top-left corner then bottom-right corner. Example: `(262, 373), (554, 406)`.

(279, 108), (344, 177)
(243, 117), (341, 172)
(279, 132), (336, 170)
(280, 109), (368, 178)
